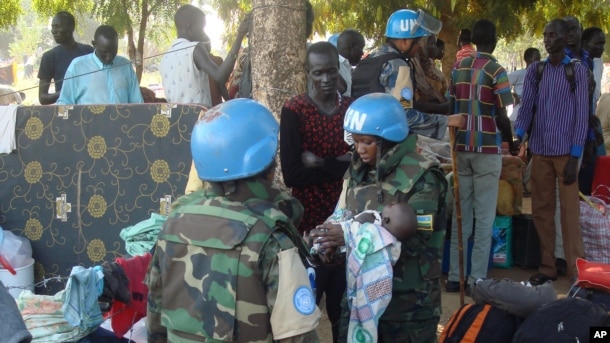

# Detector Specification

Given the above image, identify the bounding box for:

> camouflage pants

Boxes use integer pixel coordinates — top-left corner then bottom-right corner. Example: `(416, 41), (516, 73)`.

(338, 296), (439, 343)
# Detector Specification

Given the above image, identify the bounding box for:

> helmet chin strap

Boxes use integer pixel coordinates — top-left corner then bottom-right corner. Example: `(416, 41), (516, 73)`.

(376, 138), (384, 204)
(404, 36), (422, 57)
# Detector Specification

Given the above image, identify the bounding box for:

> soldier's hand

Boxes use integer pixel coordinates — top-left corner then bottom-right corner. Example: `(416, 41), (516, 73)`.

(310, 223), (345, 249)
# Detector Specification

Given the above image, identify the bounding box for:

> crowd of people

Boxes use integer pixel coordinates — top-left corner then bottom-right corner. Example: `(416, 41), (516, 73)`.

(0, 2), (608, 342)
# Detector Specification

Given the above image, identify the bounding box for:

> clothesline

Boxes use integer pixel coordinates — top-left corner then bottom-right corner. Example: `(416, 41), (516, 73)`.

(5, 275), (68, 291)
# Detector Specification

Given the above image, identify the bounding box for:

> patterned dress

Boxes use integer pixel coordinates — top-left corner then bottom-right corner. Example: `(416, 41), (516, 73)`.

(279, 94), (352, 234)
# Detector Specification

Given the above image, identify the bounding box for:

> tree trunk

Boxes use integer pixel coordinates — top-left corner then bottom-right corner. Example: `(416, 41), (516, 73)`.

(135, 0), (150, 83)
(251, 0), (307, 188)
(438, 12), (460, 82)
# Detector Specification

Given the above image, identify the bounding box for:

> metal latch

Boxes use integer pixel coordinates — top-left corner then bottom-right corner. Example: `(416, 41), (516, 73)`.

(159, 103), (177, 118)
(160, 195), (172, 216)
(56, 194), (71, 221)
(57, 105), (73, 119)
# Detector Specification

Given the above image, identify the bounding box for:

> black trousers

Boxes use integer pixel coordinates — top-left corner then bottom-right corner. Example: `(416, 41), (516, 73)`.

(315, 264), (346, 343)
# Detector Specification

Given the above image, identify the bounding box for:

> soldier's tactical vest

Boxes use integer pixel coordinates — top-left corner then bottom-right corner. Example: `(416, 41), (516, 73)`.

(351, 52), (404, 99)
(158, 196), (298, 342)
(345, 145), (448, 320)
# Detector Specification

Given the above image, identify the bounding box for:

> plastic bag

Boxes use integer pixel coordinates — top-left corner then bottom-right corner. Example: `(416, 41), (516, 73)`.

(0, 228), (33, 269)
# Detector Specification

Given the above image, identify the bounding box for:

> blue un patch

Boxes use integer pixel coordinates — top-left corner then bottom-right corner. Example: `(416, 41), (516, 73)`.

(293, 286), (315, 315)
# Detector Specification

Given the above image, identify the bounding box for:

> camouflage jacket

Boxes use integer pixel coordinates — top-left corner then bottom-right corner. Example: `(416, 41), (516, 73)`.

(146, 177), (318, 342)
(341, 134), (448, 321)
(366, 44), (448, 140)
(367, 43), (408, 94)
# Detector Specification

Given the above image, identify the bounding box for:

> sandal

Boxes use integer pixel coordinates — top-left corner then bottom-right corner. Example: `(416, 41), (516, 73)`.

(529, 273), (557, 286)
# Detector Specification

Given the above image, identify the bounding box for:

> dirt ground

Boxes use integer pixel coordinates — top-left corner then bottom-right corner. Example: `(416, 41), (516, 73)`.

(315, 197), (573, 342)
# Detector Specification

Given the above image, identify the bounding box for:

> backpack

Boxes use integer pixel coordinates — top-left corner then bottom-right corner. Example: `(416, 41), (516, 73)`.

(527, 60), (577, 137)
(351, 52), (405, 99)
(512, 297), (610, 342)
(439, 303), (519, 343)
(535, 60), (576, 93)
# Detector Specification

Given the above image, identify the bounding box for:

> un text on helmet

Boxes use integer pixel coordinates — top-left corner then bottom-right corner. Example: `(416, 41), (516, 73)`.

(345, 108), (368, 131)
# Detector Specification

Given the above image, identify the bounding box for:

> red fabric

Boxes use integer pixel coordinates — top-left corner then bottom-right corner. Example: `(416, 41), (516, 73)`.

(283, 95), (352, 234)
(576, 258), (610, 292)
(109, 253), (152, 337)
(592, 155), (610, 204)
(455, 44), (476, 64)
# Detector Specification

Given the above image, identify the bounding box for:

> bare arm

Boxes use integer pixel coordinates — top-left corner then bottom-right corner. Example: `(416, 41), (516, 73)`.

(39, 79), (59, 105)
(193, 14), (251, 84)
(495, 106), (519, 155)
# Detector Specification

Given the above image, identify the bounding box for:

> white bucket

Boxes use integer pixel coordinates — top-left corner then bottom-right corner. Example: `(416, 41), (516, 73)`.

(0, 258), (34, 298)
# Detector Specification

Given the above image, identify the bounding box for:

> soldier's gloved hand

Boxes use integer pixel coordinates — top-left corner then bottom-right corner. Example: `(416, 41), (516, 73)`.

(562, 156), (579, 185)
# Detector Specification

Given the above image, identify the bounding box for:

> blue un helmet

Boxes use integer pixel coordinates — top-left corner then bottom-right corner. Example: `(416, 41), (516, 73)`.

(191, 99), (278, 182)
(328, 33), (340, 47)
(385, 9), (441, 39)
(343, 93), (409, 142)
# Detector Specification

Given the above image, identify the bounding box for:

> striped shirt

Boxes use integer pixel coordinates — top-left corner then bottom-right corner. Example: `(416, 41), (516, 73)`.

(449, 52), (513, 154)
(514, 56), (588, 157)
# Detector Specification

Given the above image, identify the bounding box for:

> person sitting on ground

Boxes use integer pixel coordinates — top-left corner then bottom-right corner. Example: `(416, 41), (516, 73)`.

(313, 202), (418, 343)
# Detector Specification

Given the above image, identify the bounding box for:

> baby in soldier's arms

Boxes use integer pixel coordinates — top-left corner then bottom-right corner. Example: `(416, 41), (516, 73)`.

(312, 202), (418, 342)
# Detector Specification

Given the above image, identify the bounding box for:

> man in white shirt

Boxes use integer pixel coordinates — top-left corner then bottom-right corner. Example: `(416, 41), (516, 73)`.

(160, 4), (249, 106)
(508, 47), (541, 124)
(335, 29), (365, 97)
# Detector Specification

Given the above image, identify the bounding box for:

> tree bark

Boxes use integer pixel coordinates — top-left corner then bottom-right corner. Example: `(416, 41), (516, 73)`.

(251, 0), (307, 188)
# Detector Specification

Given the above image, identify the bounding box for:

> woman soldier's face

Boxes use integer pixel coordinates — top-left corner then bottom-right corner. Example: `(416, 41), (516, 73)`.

(352, 134), (377, 166)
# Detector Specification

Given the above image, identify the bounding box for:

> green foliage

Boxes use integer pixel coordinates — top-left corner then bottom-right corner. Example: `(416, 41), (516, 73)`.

(31, 0), (92, 18)
(0, 0), (23, 29)
(4, 0), (47, 61)
(210, 0), (610, 47)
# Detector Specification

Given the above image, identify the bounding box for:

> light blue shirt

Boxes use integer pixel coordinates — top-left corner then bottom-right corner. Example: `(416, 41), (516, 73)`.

(57, 52), (143, 105)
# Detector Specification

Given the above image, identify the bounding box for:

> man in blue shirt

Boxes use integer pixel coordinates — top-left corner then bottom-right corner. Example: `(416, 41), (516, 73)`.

(57, 25), (143, 105)
(514, 19), (588, 286)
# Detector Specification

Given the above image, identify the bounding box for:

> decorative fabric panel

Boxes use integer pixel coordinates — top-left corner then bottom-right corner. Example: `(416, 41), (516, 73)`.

(0, 104), (201, 294)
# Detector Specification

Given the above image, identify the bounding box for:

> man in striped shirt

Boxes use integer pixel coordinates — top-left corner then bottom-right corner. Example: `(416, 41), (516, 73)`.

(446, 19), (517, 294)
(514, 18), (588, 286)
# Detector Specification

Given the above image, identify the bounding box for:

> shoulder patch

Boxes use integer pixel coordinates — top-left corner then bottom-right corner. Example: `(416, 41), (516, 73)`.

(293, 286), (316, 315)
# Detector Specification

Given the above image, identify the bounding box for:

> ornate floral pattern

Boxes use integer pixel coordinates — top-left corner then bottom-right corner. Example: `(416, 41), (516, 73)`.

(0, 104), (200, 294)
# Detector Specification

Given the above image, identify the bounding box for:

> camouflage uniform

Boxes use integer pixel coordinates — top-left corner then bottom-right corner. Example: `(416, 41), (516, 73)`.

(146, 177), (320, 343)
(367, 44), (448, 140)
(336, 134), (448, 343)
